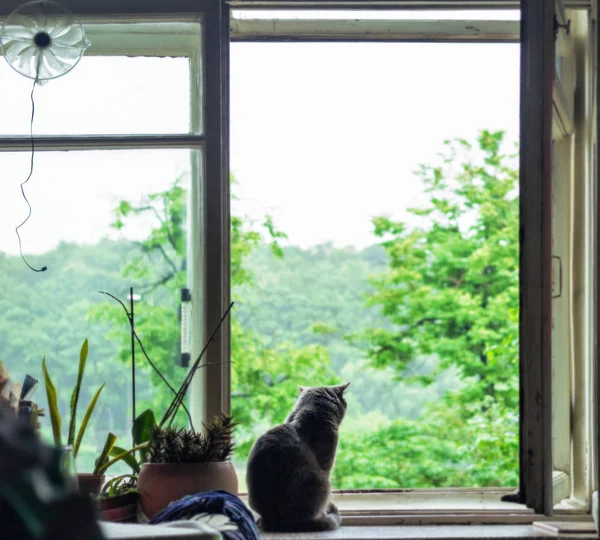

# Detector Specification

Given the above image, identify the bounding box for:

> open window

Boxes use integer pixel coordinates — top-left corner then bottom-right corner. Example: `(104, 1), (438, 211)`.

(223, 0), (599, 523)
(0, 0), (598, 527)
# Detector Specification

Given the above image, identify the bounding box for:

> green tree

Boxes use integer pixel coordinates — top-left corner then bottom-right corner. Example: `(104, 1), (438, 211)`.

(362, 131), (519, 411)
(0, 130), (520, 487)
(335, 130), (520, 488)
(89, 175), (336, 457)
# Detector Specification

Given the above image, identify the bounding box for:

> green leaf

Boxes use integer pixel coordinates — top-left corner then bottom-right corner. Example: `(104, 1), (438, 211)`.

(67, 338), (88, 447)
(74, 383), (105, 458)
(132, 409), (156, 463)
(42, 356), (62, 447)
(96, 442), (149, 475)
(93, 432), (117, 475)
(110, 445), (140, 473)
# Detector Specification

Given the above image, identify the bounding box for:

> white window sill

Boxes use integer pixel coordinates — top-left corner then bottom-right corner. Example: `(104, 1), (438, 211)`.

(101, 522), (597, 540)
(331, 489), (529, 515)
(259, 524), (597, 540)
(239, 489), (594, 531)
(239, 489), (535, 525)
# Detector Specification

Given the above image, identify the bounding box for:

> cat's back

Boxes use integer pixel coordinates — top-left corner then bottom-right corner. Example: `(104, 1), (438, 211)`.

(246, 423), (318, 496)
(247, 422), (323, 519)
(248, 423), (309, 464)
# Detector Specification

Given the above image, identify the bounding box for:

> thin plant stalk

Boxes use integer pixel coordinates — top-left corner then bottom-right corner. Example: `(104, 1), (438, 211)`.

(99, 290), (195, 429)
(160, 302), (234, 430)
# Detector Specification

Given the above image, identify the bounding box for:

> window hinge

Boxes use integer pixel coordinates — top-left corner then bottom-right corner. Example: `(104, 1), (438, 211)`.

(553, 16), (571, 40)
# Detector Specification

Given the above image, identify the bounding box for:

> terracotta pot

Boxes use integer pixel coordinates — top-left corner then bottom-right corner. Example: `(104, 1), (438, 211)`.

(98, 492), (139, 523)
(77, 473), (105, 496)
(137, 462), (238, 519)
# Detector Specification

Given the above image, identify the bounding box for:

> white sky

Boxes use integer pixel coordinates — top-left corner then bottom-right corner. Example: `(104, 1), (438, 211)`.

(0, 30), (519, 255)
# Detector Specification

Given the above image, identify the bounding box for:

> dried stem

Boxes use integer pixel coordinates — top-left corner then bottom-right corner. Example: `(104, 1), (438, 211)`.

(98, 290), (195, 430)
(160, 302), (234, 430)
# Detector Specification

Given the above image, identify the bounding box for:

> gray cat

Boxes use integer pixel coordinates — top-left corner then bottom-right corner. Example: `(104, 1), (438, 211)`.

(246, 383), (350, 532)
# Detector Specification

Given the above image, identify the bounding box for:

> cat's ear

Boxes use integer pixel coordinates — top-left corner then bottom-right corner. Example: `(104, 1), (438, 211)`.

(337, 382), (351, 394)
(298, 385), (307, 394)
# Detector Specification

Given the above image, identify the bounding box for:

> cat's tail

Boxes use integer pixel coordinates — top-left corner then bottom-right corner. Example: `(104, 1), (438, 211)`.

(258, 509), (341, 532)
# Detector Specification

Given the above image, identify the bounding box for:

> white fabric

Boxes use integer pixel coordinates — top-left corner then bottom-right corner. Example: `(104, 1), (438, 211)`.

(99, 521), (222, 540)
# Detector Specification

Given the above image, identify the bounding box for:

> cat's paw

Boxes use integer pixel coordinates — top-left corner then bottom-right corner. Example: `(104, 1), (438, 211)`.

(327, 502), (339, 515)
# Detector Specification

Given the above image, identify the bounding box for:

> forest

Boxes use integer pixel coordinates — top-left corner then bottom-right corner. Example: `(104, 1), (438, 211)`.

(0, 130), (519, 489)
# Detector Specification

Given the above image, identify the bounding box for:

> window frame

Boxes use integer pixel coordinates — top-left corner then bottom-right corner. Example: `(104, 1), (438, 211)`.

(550, 5), (598, 516)
(0, 0), (596, 525)
(0, 0), (229, 435)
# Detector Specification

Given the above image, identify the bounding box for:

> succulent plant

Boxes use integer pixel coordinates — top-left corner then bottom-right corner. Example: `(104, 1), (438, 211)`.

(147, 414), (238, 464)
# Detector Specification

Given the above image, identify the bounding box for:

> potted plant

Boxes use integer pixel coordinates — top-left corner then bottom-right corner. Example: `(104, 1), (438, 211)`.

(94, 409), (156, 522)
(42, 338), (106, 495)
(94, 296), (238, 519)
(97, 475), (140, 523)
(136, 414), (239, 519)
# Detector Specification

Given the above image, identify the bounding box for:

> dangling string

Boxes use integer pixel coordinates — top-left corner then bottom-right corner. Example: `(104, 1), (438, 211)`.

(16, 52), (47, 273)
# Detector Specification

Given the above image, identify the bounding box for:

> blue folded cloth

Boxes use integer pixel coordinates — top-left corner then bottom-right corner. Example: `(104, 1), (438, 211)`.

(149, 490), (260, 540)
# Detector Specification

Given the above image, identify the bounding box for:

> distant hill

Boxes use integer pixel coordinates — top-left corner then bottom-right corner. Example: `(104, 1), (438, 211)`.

(0, 238), (457, 470)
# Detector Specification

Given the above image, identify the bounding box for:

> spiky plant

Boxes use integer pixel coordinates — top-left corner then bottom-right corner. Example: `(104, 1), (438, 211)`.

(146, 415), (238, 464)
(203, 414), (238, 462)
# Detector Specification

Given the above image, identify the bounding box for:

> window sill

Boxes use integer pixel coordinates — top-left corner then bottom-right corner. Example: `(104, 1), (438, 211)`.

(239, 488), (535, 525)
(331, 489), (529, 515)
(259, 524), (597, 540)
(100, 522), (596, 540)
(238, 489), (591, 528)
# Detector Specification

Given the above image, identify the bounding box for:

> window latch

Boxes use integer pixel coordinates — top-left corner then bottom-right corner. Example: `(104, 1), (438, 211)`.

(553, 16), (571, 40)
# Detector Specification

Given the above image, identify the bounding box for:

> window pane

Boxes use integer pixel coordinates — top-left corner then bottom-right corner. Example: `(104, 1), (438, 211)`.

(231, 42), (520, 490)
(0, 54), (193, 135)
(0, 148), (198, 474)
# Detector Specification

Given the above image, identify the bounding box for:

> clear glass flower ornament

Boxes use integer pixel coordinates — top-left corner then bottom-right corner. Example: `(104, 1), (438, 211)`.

(0, 0), (91, 83)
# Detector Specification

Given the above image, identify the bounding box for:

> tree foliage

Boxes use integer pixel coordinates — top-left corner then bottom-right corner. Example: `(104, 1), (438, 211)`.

(337, 130), (519, 487)
(361, 131), (519, 411)
(0, 130), (519, 487)
(89, 175), (336, 457)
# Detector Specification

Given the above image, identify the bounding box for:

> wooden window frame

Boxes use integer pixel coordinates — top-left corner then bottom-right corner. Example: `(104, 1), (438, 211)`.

(0, 0), (230, 436)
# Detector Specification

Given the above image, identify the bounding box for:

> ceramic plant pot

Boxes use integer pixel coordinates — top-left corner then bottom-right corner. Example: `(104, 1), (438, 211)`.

(137, 461), (238, 520)
(98, 491), (139, 523)
(77, 473), (106, 496)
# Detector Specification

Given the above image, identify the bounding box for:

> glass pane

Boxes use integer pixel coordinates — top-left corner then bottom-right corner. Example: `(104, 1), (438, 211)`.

(0, 54), (193, 135)
(231, 42), (520, 490)
(0, 148), (198, 474)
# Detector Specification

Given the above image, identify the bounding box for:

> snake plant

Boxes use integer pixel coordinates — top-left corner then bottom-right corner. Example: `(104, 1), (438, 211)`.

(42, 339), (105, 458)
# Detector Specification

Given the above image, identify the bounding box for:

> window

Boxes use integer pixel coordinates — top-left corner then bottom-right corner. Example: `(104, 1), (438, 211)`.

(0, 1), (228, 473)
(1, 0), (598, 527)
(223, 0), (599, 523)
(230, 26), (521, 497)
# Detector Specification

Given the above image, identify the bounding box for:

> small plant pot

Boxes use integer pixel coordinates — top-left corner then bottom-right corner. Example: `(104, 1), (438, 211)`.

(98, 491), (139, 523)
(77, 473), (106, 496)
(137, 462), (238, 520)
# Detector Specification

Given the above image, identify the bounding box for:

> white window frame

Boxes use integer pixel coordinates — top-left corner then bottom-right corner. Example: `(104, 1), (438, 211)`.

(550, 3), (596, 514)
